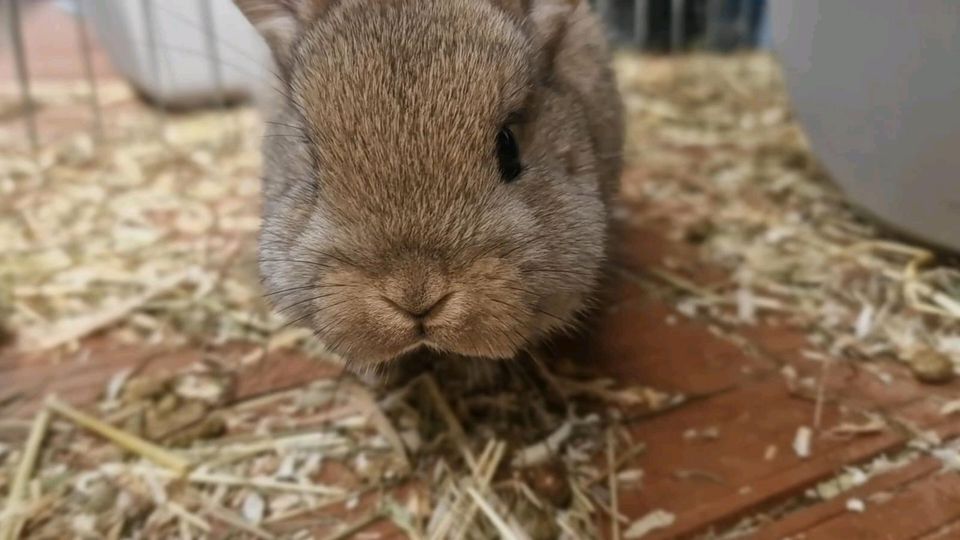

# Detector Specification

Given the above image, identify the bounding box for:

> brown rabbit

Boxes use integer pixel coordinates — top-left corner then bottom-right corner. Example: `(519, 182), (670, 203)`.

(235, 0), (624, 375)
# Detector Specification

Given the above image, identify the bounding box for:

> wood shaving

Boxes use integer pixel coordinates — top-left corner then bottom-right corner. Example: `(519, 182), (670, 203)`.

(941, 400), (960, 416)
(623, 509), (676, 539)
(793, 426), (813, 459)
(845, 498), (865, 513)
(827, 414), (888, 437)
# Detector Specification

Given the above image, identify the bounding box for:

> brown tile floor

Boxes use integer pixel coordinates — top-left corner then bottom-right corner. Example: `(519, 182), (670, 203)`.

(3, 2), (960, 539)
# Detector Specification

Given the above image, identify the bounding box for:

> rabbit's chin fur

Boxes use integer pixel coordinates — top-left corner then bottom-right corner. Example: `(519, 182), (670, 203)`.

(238, 0), (624, 373)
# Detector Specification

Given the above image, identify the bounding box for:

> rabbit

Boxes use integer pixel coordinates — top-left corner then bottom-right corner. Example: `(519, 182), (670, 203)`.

(234, 0), (624, 376)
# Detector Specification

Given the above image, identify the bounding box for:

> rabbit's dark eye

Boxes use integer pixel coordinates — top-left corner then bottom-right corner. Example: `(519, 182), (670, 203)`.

(496, 127), (522, 183)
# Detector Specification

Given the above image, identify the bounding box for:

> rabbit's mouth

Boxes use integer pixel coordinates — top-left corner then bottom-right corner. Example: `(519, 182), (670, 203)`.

(314, 304), (531, 370)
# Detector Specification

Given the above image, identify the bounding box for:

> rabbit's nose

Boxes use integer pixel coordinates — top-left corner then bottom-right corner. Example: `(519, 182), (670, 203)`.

(381, 290), (453, 322)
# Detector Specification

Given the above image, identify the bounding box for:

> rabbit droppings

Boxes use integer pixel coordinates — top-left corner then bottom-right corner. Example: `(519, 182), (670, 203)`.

(236, 0), (624, 377)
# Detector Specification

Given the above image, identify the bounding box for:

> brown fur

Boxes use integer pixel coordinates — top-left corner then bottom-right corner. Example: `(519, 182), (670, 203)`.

(235, 0), (624, 373)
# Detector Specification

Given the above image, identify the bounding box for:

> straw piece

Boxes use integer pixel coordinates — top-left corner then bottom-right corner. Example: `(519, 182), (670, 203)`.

(187, 472), (345, 497)
(263, 485), (379, 525)
(45, 396), (190, 476)
(193, 431), (350, 469)
(346, 382), (411, 469)
(608, 430), (621, 540)
(419, 375), (477, 471)
(512, 419), (574, 468)
(19, 270), (194, 352)
(623, 510), (676, 539)
(588, 441), (647, 487)
(165, 501), (211, 534)
(466, 488), (529, 540)
(813, 354), (833, 429)
(450, 441), (506, 540)
(638, 266), (724, 302)
(141, 467), (345, 497)
(0, 408), (50, 540)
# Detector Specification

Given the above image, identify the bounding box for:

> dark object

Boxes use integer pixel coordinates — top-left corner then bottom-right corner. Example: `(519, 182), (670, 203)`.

(594, 0), (767, 52)
(908, 349), (956, 385)
(704, 0), (766, 52)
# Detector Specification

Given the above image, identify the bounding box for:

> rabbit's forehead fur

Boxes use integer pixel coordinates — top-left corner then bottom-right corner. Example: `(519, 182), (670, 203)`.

(288, 0), (533, 254)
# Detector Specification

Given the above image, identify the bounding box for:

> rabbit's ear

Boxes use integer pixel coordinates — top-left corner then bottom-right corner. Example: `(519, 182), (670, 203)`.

(233, 0), (332, 69)
(492, 0), (582, 73)
(527, 0), (582, 60)
(489, 0), (531, 19)
(492, 0), (578, 34)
